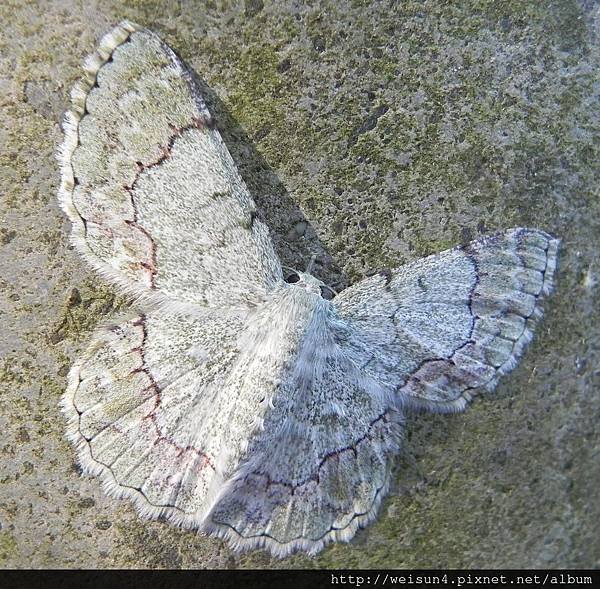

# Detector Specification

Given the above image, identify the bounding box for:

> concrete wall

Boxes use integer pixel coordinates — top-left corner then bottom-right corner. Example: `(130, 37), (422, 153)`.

(1, 0), (598, 568)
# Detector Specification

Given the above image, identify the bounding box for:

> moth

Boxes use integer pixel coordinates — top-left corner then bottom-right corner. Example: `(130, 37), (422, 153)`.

(58, 21), (559, 557)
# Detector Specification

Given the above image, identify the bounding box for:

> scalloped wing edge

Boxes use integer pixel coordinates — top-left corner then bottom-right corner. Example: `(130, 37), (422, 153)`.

(202, 476), (394, 558)
(59, 318), (230, 531)
(60, 312), (401, 558)
(399, 231), (560, 415)
(56, 20), (171, 309)
(202, 404), (404, 558)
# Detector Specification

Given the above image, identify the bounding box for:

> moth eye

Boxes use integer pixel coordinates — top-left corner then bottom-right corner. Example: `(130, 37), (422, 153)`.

(285, 272), (300, 284)
(319, 285), (335, 300)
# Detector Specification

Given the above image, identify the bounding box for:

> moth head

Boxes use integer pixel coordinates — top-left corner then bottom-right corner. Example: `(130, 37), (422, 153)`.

(283, 269), (336, 300)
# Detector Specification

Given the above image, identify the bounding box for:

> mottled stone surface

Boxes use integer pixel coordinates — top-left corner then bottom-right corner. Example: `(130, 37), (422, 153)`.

(1, 0), (598, 569)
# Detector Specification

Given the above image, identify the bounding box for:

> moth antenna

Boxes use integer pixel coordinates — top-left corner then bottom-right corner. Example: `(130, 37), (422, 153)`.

(305, 254), (317, 274)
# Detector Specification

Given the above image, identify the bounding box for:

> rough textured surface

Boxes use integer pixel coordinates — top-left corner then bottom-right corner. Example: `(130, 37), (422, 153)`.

(0, 0), (598, 569)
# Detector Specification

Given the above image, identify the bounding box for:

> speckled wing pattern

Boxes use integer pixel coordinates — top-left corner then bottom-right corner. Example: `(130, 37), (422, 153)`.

(57, 20), (281, 308)
(334, 229), (559, 413)
(58, 21), (559, 558)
